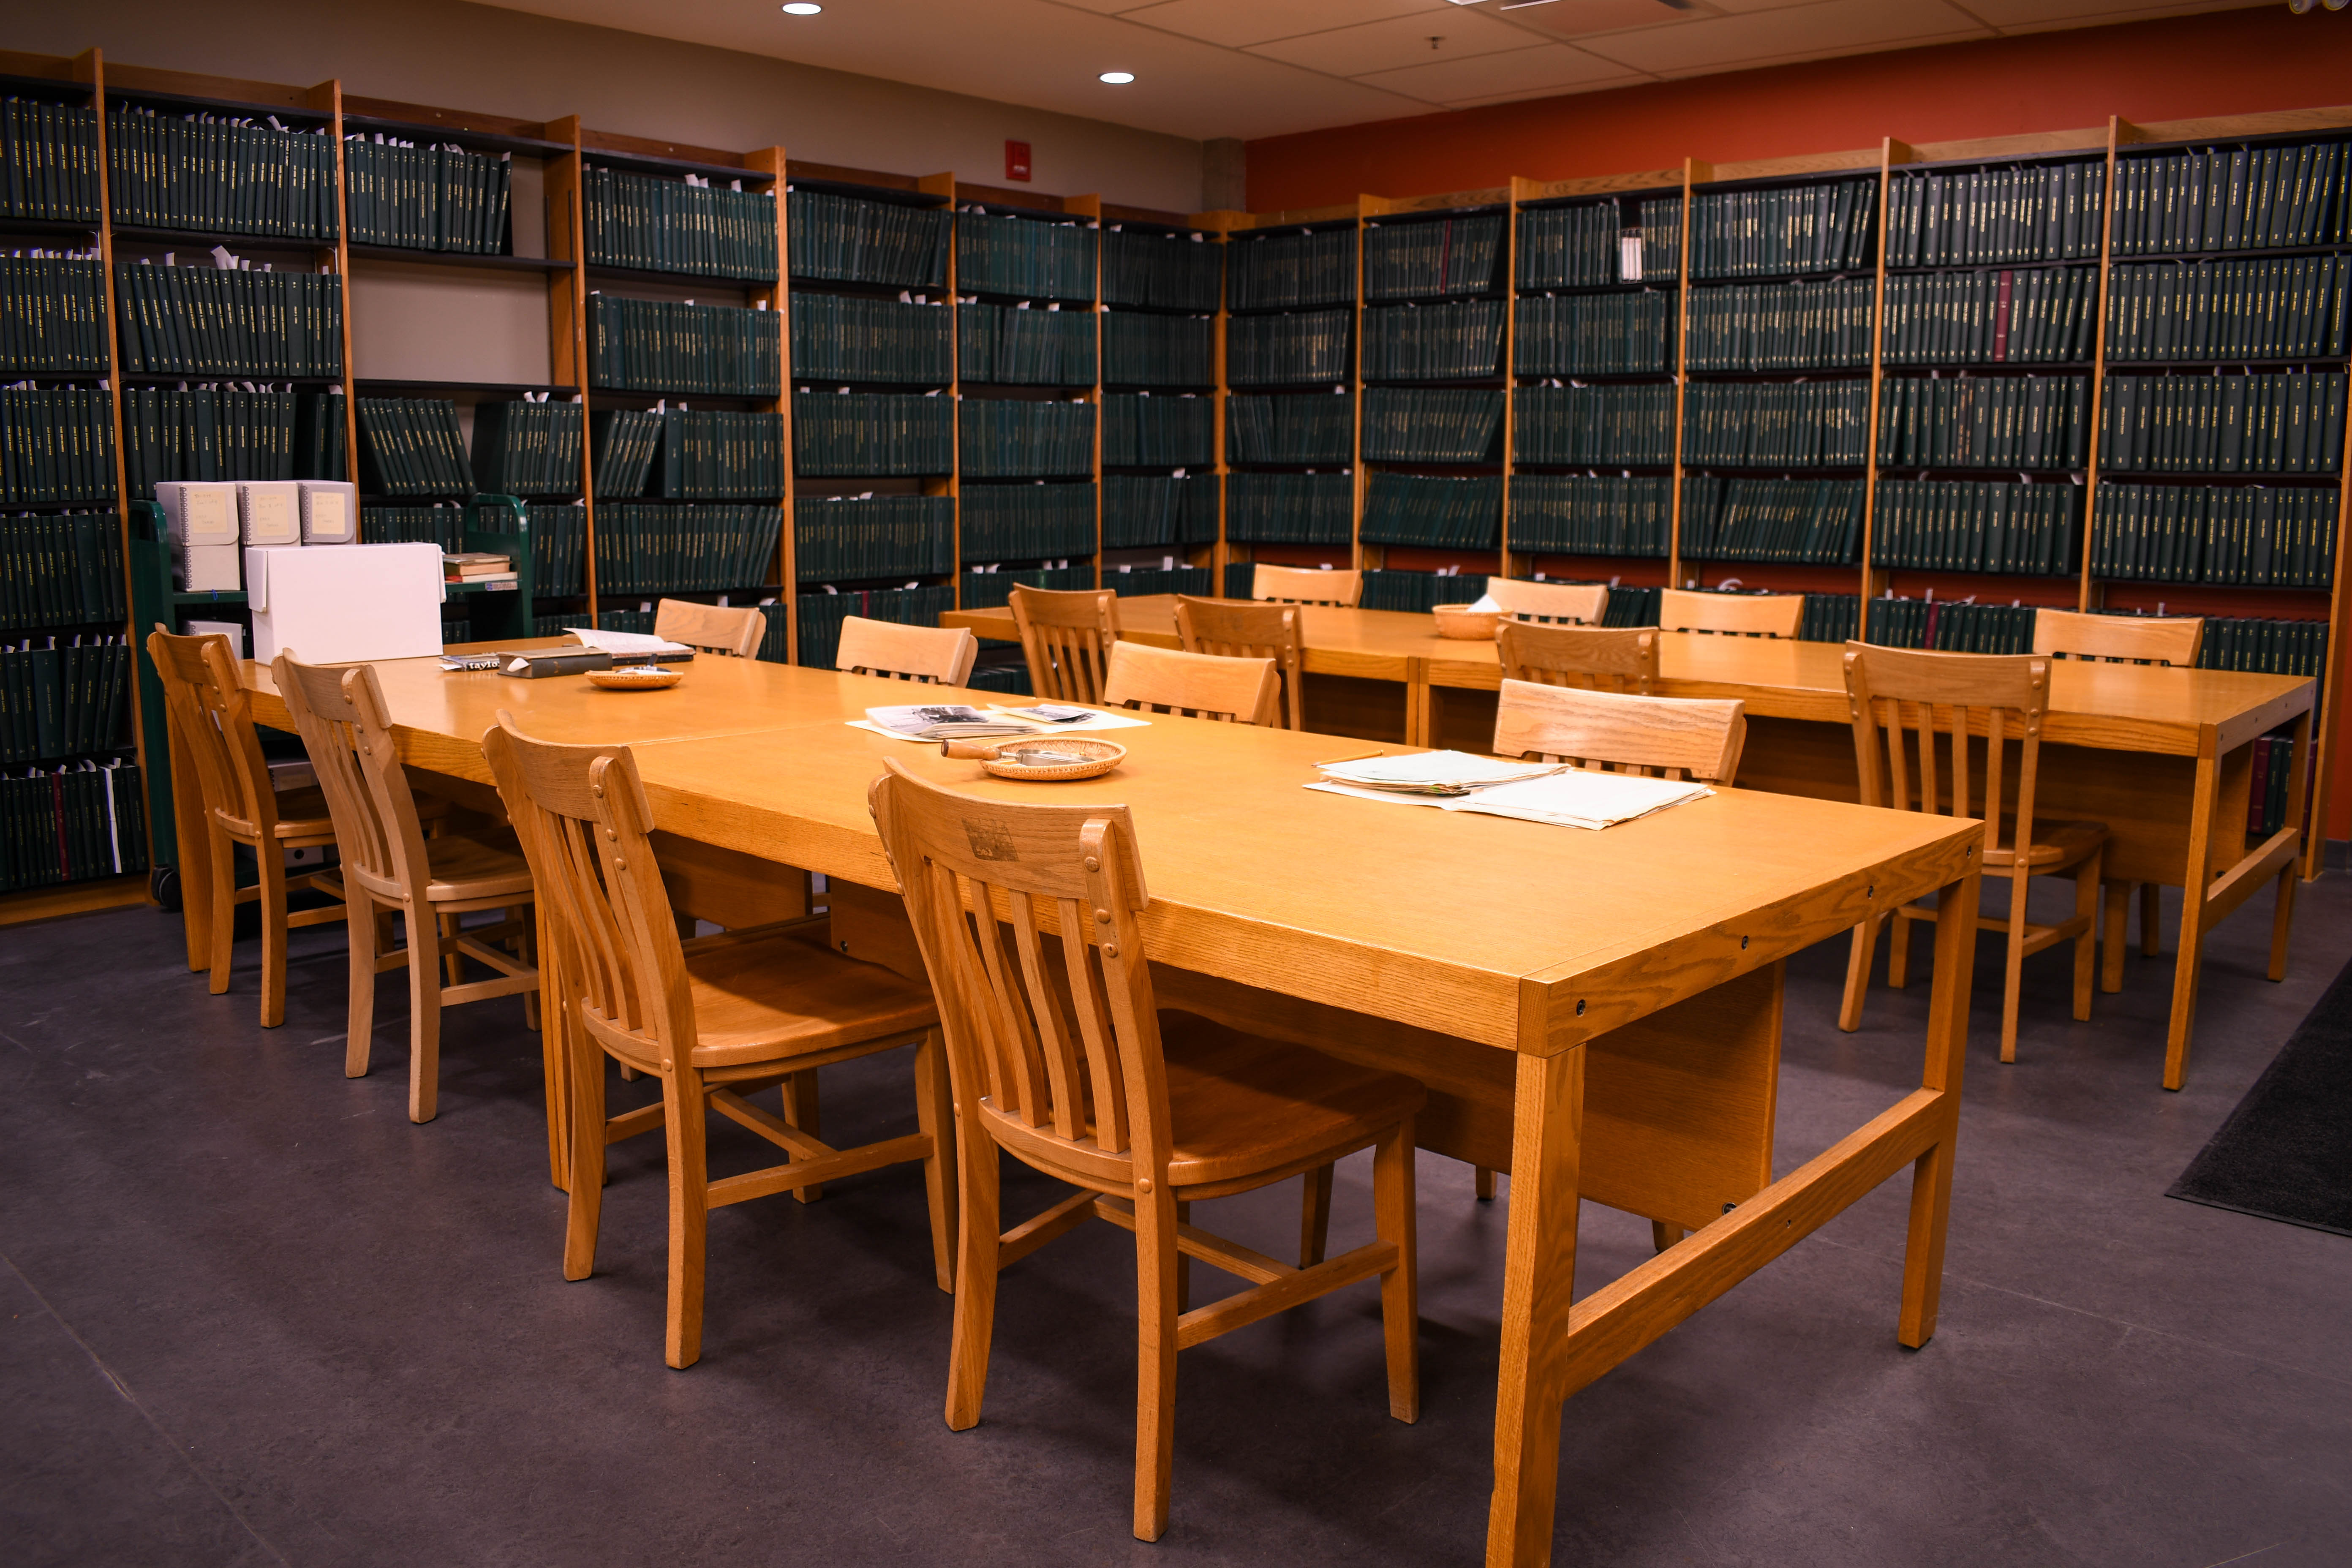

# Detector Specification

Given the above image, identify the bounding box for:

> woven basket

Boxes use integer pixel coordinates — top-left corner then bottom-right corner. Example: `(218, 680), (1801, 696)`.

(975, 737), (1127, 781)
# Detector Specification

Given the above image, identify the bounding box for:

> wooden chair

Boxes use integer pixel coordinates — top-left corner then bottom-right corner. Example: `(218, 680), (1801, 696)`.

(1483, 577), (1607, 626)
(836, 615), (978, 686)
(274, 652), (539, 1124)
(653, 598), (765, 658)
(1173, 595), (1304, 730)
(1102, 641), (1280, 727)
(1250, 563), (1361, 607)
(2033, 607), (2207, 988)
(868, 760), (1423, 1541)
(1492, 679), (1746, 783)
(1658, 588), (1804, 639)
(482, 714), (954, 1369)
(1838, 645), (2107, 1064)
(1008, 584), (1120, 703)
(1497, 622), (1659, 694)
(147, 626), (346, 1029)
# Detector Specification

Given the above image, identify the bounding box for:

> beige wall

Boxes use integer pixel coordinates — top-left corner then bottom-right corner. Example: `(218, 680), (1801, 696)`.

(15, 0), (1206, 211)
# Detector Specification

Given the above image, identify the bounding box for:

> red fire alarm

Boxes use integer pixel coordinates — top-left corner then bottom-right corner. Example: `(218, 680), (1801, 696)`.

(1005, 140), (1032, 182)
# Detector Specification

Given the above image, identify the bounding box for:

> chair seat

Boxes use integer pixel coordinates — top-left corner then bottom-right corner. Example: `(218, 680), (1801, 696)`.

(1984, 817), (2107, 871)
(216, 784), (337, 843)
(422, 829), (534, 903)
(1155, 1010), (1426, 1192)
(678, 927), (939, 1069)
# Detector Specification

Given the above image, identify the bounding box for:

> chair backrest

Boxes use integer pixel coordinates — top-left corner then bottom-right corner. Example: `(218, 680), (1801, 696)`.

(2031, 607), (2203, 667)
(1658, 588), (1803, 639)
(147, 624), (277, 833)
(654, 599), (765, 658)
(1172, 594), (1303, 729)
(1101, 640), (1279, 725)
(1842, 644), (2053, 859)
(1009, 585), (1120, 703)
(1251, 563), (1361, 607)
(481, 713), (683, 1067)
(1496, 621), (1658, 694)
(836, 615), (978, 686)
(1483, 577), (1607, 626)
(868, 758), (1166, 1173)
(272, 651), (430, 903)
(1492, 679), (1746, 783)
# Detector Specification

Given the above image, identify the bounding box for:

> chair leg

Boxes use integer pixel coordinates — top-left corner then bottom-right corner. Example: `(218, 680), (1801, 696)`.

(563, 1033), (609, 1281)
(944, 1134), (1002, 1432)
(256, 843), (290, 1030)
(2000, 872), (2029, 1064)
(1886, 908), (1916, 991)
(2072, 851), (2101, 1023)
(206, 829), (237, 996)
(2140, 881), (2161, 956)
(1651, 1220), (1684, 1253)
(2100, 880), (2129, 994)
(1132, 1179), (1182, 1542)
(1838, 912), (1883, 1032)
(781, 1069), (823, 1203)
(1372, 1119), (1419, 1424)
(911, 1031), (956, 1293)
(515, 910), (540, 1033)
(439, 912), (465, 988)
(344, 888), (377, 1079)
(662, 1062), (711, 1370)
(406, 904), (444, 1124)
(1300, 1163), (1334, 1267)
(1473, 1165), (1496, 1201)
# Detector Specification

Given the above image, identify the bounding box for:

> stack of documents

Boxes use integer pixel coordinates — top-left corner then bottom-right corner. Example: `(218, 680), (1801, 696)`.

(1310, 750), (1710, 830)
(1316, 751), (1558, 796)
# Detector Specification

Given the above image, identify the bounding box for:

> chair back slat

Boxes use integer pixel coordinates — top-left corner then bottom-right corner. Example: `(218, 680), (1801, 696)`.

(1251, 564), (1361, 607)
(1102, 641), (1279, 725)
(1496, 622), (1658, 694)
(836, 615), (979, 686)
(1492, 679), (1745, 782)
(271, 653), (429, 899)
(653, 599), (765, 658)
(1010, 586), (1119, 703)
(1483, 578), (1606, 626)
(1658, 588), (1804, 639)
(148, 625), (277, 833)
(1843, 645), (2051, 860)
(2031, 607), (2204, 667)
(1173, 596), (1304, 729)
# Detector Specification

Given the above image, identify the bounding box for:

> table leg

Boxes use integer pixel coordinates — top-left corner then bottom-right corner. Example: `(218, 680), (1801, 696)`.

(2270, 711), (2313, 985)
(1405, 660), (1433, 749)
(1901, 865), (1980, 1348)
(1484, 1044), (1585, 1568)
(2164, 741), (2221, 1092)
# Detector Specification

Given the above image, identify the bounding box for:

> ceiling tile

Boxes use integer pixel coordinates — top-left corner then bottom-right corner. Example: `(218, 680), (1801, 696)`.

(1118, 0), (1451, 49)
(1578, 0), (1988, 74)
(1491, 0), (1740, 38)
(1247, 8), (1552, 75)
(1353, 41), (1642, 101)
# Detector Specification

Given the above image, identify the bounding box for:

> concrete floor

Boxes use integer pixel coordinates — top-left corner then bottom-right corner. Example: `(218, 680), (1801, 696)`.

(3, 869), (2349, 1567)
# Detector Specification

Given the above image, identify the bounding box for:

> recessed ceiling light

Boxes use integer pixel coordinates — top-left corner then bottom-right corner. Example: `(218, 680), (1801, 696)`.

(1099, 71), (1135, 84)
(781, 3), (821, 13)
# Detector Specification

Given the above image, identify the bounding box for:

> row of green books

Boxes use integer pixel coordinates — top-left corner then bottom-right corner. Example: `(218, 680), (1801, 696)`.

(1360, 472), (1501, 549)
(1104, 474), (1217, 548)
(1881, 267), (2098, 366)
(646, 410), (786, 500)
(2, 513), (125, 630)
(793, 493), (953, 582)
(2104, 256), (2349, 363)
(958, 212), (1095, 300)
(1514, 383), (1674, 466)
(959, 399), (1094, 477)
(1109, 564), (1212, 597)
(2109, 143), (2350, 257)
(1363, 299), (1505, 381)
(1361, 568), (1491, 614)
(1878, 375), (2090, 469)
(959, 303), (1095, 386)
(1684, 277), (1874, 372)
(1102, 395), (1213, 468)
(2088, 481), (2336, 587)
(1104, 311), (1215, 388)
(1687, 179), (1876, 280)
(1798, 592), (1860, 644)
(957, 566), (1088, 612)
(362, 504), (469, 553)
(0, 101), (101, 222)
(1225, 472), (1352, 544)
(1682, 380), (1872, 467)
(1, 390), (113, 505)
(2193, 615), (2328, 678)
(1508, 475), (1671, 558)
(1362, 387), (1502, 464)
(1226, 392), (1352, 466)
(1513, 291), (1674, 377)
(959, 482), (1096, 562)
(793, 583), (955, 667)
(586, 296), (782, 397)
(588, 409), (662, 498)
(1102, 229), (1221, 312)
(787, 192), (951, 289)
(0, 760), (145, 892)
(2098, 371), (2346, 474)
(1870, 478), (2080, 575)
(357, 397), (471, 498)
(344, 138), (511, 255)
(592, 503), (785, 594)
(1516, 198), (1683, 289)
(106, 107), (338, 239)
(121, 388), (344, 496)
(0, 637), (128, 762)
(1680, 475), (1863, 564)
(535, 608), (651, 639)
(792, 392), (953, 476)
(509, 503), (588, 596)
(114, 262), (343, 379)
(1227, 229), (1356, 313)
(790, 293), (951, 384)
(1865, 598), (2037, 655)
(1364, 215), (1503, 301)
(585, 168), (776, 280)
(0, 256), (107, 375)
(470, 400), (580, 497)
(1227, 310), (1352, 387)
(1885, 163), (2107, 267)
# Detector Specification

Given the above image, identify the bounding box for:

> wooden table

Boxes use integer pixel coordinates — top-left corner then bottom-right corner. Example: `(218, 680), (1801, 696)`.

(946, 597), (2316, 1089)
(231, 651), (1982, 1568)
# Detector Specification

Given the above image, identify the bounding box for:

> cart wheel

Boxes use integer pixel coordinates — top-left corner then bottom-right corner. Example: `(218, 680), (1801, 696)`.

(150, 864), (182, 912)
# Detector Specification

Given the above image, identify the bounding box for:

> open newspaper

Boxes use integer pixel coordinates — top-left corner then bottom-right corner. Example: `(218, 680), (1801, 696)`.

(1309, 750), (1710, 830)
(566, 627), (694, 658)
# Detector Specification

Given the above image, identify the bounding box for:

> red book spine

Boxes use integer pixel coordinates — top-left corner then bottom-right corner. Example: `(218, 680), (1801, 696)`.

(51, 773), (69, 880)
(2248, 735), (2272, 836)
(1993, 270), (2013, 363)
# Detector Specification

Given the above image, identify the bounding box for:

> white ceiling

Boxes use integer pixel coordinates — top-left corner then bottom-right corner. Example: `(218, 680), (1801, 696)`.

(479, 0), (2270, 144)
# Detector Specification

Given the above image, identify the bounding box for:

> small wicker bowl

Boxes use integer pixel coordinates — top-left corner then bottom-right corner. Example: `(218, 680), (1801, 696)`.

(587, 665), (684, 691)
(1432, 604), (1508, 641)
(943, 736), (1128, 781)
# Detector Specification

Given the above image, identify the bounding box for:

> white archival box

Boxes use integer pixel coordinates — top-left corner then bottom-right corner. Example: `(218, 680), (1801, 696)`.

(247, 542), (444, 665)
